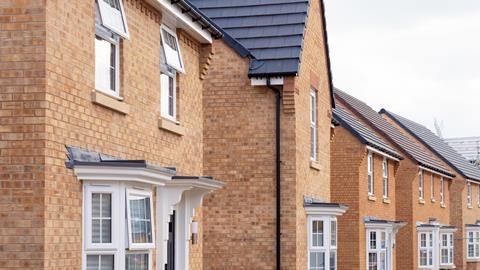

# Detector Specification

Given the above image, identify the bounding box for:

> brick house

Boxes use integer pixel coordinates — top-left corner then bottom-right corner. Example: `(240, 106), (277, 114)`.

(0, 0), (226, 269)
(380, 110), (480, 270)
(193, 0), (348, 269)
(334, 89), (458, 270)
(331, 103), (406, 270)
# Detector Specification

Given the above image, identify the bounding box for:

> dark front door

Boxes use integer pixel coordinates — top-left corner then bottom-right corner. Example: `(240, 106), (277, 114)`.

(166, 210), (175, 270)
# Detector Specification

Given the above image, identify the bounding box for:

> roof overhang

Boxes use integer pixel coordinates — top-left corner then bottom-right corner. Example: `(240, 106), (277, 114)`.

(145, 0), (222, 44)
(364, 217), (407, 231)
(304, 196), (348, 216)
(250, 76), (284, 86)
(366, 146), (401, 162)
(419, 165), (455, 180)
(71, 163), (175, 186)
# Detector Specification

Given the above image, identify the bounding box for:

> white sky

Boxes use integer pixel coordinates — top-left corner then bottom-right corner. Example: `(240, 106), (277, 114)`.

(323, 0), (480, 138)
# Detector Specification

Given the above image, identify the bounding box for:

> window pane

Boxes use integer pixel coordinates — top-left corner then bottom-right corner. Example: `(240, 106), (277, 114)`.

(312, 220), (324, 247)
(168, 76), (174, 117)
(87, 255), (114, 270)
(329, 251), (336, 270)
(92, 193), (112, 244)
(129, 196), (152, 244)
(309, 251), (325, 270)
(92, 219), (101, 243)
(380, 232), (386, 249)
(419, 250), (427, 266)
(368, 253), (377, 270)
(370, 231), (377, 249)
(379, 252), (386, 270)
(331, 220), (337, 246)
(95, 37), (115, 93)
(441, 249), (448, 264)
(126, 253), (149, 270)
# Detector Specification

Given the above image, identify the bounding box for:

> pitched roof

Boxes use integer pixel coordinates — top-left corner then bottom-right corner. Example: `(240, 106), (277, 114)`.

(190, 0), (309, 76)
(333, 105), (402, 160)
(334, 88), (454, 177)
(381, 110), (480, 181)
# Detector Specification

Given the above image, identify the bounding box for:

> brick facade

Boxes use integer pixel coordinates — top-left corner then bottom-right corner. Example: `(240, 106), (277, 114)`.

(1, 0), (212, 269)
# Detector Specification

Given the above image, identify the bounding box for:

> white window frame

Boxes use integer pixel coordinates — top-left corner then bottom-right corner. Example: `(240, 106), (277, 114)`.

(125, 250), (152, 270)
(126, 188), (155, 250)
(418, 231), (434, 268)
(419, 170), (424, 201)
(430, 173), (435, 201)
(97, 0), (130, 39)
(310, 89), (318, 161)
(382, 157), (388, 199)
(84, 184), (121, 251)
(95, 22), (121, 97)
(368, 151), (374, 196)
(467, 229), (480, 260)
(308, 216), (337, 270)
(440, 233), (454, 266)
(467, 182), (473, 207)
(440, 177), (445, 205)
(160, 25), (185, 73)
(366, 229), (392, 270)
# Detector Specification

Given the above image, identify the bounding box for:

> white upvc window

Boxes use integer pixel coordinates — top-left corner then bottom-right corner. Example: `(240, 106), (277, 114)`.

(95, 1), (121, 97)
(126, 188), (155, 250)
(430, 174), (435, 201)
(310, 89), (318, 161)
(440, 233), (454, 266)
(419, 170), (424, 201)
(367, 229), (391, 270)
(382, 158), (388, 199)
(83, 183), (154, 270)
(97, 0), (130, 38)
(468, 182), (473, 207)
(440, 177), (445, 205)
(467, 230), (480, 259)
(418, 231), (434, 267)
(368, 151), (374, 196)
(308, 216), (337, 270)
(161, 25), (185, 73)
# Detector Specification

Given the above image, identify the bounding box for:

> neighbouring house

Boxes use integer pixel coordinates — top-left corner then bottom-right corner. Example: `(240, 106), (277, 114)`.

(331, 103), (406, 270)
(381, 110), (480, 270)
(334, 89), (458, 270)
(193, 0), (348, 269)
(444, 137), (480, 167)
(0, 0), (226, 269)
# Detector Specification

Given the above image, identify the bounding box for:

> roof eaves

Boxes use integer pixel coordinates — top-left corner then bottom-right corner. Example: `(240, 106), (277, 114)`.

(175, 0), (224, 39)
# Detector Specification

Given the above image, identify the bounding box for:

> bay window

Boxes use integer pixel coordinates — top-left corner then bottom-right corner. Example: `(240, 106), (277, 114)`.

(308, 216), (337, 270)
(367, 229), (391, 270)
(467, 229), (480, 260)
(440, 233), (454, 266)
(418, 232), (434, 267)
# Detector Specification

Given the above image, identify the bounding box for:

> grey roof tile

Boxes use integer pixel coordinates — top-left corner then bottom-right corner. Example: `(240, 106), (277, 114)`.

(334, 88), (454, 177)
(190, 0), (309, 76)
(381, 110), (480, 181)
(333, 105), (402, 160)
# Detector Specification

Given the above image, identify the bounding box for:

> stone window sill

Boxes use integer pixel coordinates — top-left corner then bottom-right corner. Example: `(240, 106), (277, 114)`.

(431, 198), (436, 203)
(468, 205), (473, 209)
(467, 258), (480, 262)
(418, 199), (425, 204)
(91, 91), (130, 114)
(310, 160), (321, 171)
(158, 117), (185, 136)
(368, 195), (377, 202)
(441, 203), (446, 208)
(383, 198), (391, 204)
(439, 264), (456, 269)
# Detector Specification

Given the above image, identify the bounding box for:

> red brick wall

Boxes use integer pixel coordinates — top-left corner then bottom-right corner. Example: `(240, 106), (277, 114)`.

(0, 1), (47, 269)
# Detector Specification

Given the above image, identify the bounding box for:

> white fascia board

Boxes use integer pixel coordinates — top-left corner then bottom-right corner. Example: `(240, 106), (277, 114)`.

(305, 205), (348, 216)
(366, 146), (400, 162)
(418, 166), (454, 180)
(145, 0), (212, 44)
(251, 76), (284, 86)
(73, 166), (174, 186)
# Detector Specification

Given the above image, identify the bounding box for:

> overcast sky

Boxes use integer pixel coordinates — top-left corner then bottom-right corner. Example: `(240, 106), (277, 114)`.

(323, 0), (480, 138)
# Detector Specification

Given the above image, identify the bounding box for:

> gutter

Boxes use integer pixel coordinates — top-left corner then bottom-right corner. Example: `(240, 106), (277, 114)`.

(266, 78), (282, 270)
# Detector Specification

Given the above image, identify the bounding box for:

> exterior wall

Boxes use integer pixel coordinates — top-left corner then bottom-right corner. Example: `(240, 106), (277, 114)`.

(202, 39), (279, 269)
(331, 125), (400, 270)
(294, 0), (335, 268)
(0, 1), (47, 269)
(1, 0), (209, 269)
